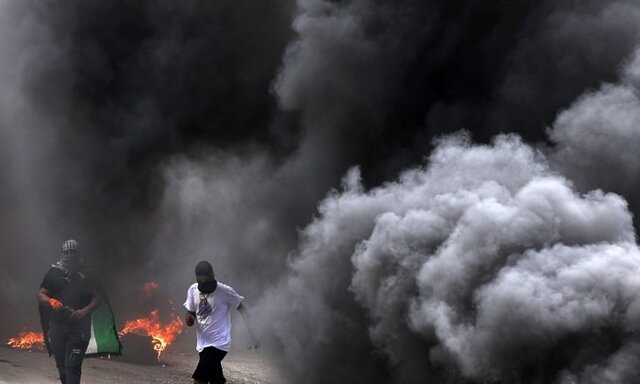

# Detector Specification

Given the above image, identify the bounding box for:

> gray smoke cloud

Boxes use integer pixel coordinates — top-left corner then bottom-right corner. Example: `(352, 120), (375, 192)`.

(549, 49), (640, 214)
(247, 0), (640, 382)
(151, 152), (300, 292)
(259, 135), (640, 383)
(0, 2), (69, 336)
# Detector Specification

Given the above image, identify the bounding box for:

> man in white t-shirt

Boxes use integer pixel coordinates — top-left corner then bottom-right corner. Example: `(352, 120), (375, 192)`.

(184, 261), (258, 384)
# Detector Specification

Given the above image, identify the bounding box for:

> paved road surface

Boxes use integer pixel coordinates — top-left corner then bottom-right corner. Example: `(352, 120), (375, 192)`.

(0, 347), (283, 384)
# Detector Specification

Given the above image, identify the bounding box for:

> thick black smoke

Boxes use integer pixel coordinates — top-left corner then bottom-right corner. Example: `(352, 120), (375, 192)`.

(255, 0), (640, 383)
(273, 0), (640, 183)
(0, 0), (294, 335)
(2, 0), (640, 383)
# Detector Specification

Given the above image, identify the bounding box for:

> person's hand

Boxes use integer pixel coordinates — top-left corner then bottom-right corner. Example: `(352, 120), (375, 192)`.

(186, 312), (195, 327)
(49, 298), (63, 311)
(70, 308), (89, 321)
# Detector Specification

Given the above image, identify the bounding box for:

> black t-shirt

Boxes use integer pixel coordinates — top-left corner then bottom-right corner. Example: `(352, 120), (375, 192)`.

(40, 267), (95, 322)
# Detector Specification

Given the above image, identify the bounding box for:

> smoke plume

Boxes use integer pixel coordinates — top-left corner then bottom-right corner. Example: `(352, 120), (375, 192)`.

(254, 0), (640, 382)
(0, 0), (294, 333)
(261, 135), (640, 383)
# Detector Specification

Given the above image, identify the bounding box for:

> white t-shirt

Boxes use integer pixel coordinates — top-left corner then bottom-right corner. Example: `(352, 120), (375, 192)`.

(183, 282), (244, 352)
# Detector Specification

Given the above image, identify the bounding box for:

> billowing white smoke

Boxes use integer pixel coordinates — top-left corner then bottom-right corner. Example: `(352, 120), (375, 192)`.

(261, 134), (640, 383)
(550, 49), (640, 203)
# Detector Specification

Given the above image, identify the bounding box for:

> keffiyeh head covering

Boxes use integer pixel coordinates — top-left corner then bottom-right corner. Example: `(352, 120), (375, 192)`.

(53, 239), (83, 274)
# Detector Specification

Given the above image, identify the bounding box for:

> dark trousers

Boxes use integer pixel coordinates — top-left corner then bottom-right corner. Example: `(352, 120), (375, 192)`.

(192, 346), (228, 384)
(49, 321), (90, 384)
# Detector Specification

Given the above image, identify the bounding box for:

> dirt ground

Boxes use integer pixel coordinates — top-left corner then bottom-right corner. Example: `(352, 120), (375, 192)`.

(0, 346), (285, 384)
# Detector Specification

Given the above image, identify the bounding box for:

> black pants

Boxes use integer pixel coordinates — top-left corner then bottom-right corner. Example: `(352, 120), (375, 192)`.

(192, 346), (228, 384)
(49, 321), (90, 384)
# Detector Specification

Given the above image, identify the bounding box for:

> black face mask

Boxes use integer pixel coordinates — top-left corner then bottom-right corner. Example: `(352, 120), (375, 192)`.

(59, 252), (83, 273)
(197, 275), (217, 294)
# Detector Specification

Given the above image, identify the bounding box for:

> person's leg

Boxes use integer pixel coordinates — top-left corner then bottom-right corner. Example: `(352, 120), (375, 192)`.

(209, 347), (228, 384)
(63, 324), (90, 384)
(193, 348), (213, 384)
(48, 322), (68, 384)
(193, 346), (227, 384)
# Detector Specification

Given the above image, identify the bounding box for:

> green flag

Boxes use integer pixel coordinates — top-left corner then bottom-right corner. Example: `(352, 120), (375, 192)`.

(85, 301), (122, 356)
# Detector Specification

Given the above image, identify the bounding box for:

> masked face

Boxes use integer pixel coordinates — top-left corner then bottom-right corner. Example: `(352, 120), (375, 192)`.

(195, 261), (217, 294)
(197, 274), (217, 294)
(60, 251), (82, 272)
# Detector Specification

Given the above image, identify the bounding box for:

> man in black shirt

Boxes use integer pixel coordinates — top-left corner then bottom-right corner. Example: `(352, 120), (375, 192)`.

(37, 240), (101, 384)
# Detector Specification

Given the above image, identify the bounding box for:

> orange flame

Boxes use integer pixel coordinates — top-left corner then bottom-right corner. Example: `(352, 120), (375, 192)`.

(7, 331), (45, 350)
(119, 310), (183, 359)
(141, 281), (160, 294)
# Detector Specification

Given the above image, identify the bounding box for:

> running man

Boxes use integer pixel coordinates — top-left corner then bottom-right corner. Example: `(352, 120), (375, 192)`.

(184, 260), (259, 384)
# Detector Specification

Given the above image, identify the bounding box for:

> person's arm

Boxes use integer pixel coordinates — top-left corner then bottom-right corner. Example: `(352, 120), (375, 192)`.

(37, 287), (51, 306)
(184, 286), (196, 326)
(186, 311), (196, 326)
(70, 291), (101, 321)
(237, 302), (260, 351)
(38, 287), (63, 310)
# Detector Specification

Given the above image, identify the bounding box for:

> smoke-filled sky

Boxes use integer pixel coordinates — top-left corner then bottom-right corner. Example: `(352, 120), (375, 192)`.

(3, 0), (640, 383)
